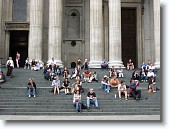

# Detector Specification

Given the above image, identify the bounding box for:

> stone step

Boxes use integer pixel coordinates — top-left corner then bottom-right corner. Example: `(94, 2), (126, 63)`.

(0, 111), (160, 116)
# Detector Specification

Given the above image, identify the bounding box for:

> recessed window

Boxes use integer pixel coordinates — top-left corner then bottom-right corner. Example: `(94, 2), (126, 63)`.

(71, 41), (76, 47)
(71, 12), (77, 16)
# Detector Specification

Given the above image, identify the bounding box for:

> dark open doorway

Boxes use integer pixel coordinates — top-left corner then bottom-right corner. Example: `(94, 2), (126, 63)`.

(9, 31), (29, 67)
(121, 7), (137, 68)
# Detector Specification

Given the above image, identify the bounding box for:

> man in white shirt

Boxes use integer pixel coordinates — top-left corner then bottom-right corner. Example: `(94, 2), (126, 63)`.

(118, 80), (128, 100)
(47, 58), (56, 66)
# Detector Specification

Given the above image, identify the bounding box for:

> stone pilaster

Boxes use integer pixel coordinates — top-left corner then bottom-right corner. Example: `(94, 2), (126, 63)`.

(89, 0), (103, 68)
(28, 0), (43, 61)
(153, 0), (160, 68)
(108, 0), (123, 68)
(0, 0), (3, 55)
(48, 0), (63, 67)
(0, 0), (5, 62)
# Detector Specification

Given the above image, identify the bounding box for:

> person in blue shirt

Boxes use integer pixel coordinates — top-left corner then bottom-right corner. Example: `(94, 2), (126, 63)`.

(101, 59), (108, 69)
(129, 80), (141, 100)
(0, 71), (6, 88)
(141, 62), (147, 71)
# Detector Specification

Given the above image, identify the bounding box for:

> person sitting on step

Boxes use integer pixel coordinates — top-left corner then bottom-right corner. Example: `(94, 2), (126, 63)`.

(148, 76), (157, 93)
(86, 88), (99, 110)
(51, 76), (60, 94)
(62, 78), (71, 95)
(71, 67), (80, 79)
(82, 70), (91, 82)
(27, 78), (36, 98)
(24, 57), (31, 69)
(129, 80), (141, 100)
(109, 75), (120, 88)
(101, 59), (108, 69)
(89, 71), (98, 83)
(118, 80), (128, 101)
(127, 59), (134, 70)
(82, 59), (90, 70)
(109, 66), (117, 78)
(71, 76), (83, 93)
(139, 68), (147, 82)
(62, 67), (70, 79)
(117, 66), (124, 78)
(73, 90), (82, 113)
(101, 75), (110, 93)
(131, 70), (140, 81)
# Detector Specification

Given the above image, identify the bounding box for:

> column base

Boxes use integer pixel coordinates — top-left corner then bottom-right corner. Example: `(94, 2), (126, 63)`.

(108, 61), (124, 68)
(89, 61), (102, 68)
(48, 60), (64, 68)
(154, 61), (160, 69)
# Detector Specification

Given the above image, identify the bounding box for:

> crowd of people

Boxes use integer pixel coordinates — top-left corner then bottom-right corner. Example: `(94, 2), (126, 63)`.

(0, 56), (159, 113)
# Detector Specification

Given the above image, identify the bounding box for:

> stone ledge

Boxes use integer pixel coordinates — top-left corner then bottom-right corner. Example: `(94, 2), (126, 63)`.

(0, 115), (160, 121)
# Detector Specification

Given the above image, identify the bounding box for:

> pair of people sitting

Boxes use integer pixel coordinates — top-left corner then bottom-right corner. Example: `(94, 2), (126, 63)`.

(73, 88), (99, 112)
(118, 80), (141, 100)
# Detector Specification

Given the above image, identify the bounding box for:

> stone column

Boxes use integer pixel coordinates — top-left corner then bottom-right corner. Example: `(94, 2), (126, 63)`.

(0, 0), (3, 58)
(153, 0), (160, 68)
(28, 0), (43, 61)
(104, 2), (109, 60)
(48, 0), (63, 67)
(89, 0), (103, 68)
(108, 0), (123, 68)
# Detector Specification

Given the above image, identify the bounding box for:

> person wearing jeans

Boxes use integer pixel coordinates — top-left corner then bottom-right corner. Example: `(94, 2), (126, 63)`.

(73, 90), (82, 112)
(101, 75), (110, 93)
(86, 88), (99, 110)
(129, 80), (141, 100)
(27, 78), (36, 98)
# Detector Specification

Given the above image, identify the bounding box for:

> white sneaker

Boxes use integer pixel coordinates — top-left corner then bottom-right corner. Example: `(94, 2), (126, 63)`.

(34, 95), (36, 97)
(28, 95), (31, 98)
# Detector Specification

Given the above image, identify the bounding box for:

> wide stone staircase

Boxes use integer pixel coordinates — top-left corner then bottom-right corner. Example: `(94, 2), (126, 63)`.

(0, 68), (160, 116)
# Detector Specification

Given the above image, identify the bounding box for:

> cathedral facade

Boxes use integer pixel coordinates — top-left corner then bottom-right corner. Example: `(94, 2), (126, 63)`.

(0, 0), (160, 68)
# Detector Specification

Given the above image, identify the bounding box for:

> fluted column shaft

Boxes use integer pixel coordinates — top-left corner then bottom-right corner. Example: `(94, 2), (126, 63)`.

(48, 0), (63, 67)
(108, 0), (123, 68)
(89, 0), (103, 68)
(153, 0), (160, 68)
(29, 0), (43, 61)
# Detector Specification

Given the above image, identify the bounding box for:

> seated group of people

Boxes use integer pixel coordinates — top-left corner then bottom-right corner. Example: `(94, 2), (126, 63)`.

(26, 58), (158, 113)
(24, 57), (44, 71)
(109, 66), (124, 78)
(101, 74), (141, 100)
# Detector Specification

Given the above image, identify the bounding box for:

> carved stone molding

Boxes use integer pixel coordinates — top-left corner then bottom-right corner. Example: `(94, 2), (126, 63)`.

(5, 22), (30, 31)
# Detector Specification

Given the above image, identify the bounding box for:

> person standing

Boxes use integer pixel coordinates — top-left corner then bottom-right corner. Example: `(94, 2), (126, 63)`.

(6, 57), (14, 77)
(16, 51), (20, 68)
